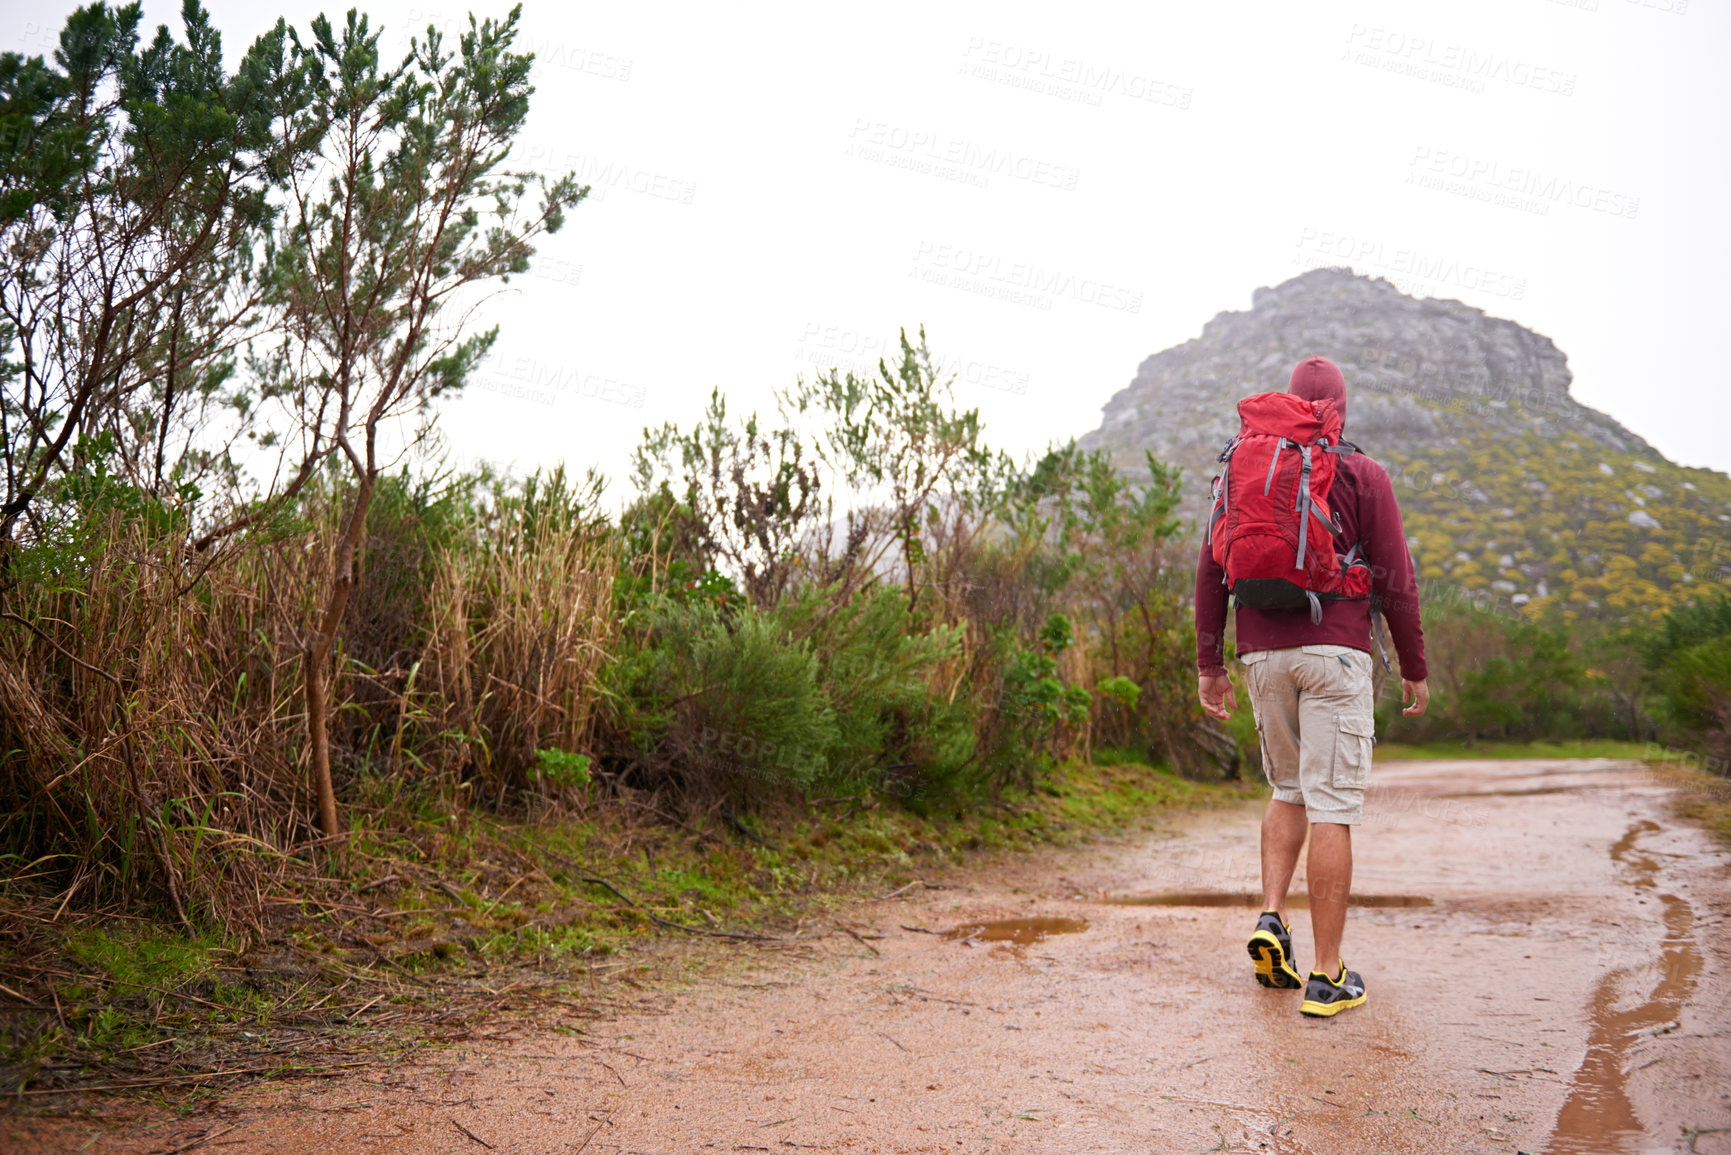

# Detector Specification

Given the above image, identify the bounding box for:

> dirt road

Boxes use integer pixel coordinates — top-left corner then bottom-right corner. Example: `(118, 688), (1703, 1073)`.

(18, 758), (1731, 1154)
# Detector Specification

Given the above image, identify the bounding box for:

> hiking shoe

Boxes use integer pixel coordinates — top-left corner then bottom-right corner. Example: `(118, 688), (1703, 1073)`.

(1246, 910), (1302, 989)
(1300, 962), (1368, 1018)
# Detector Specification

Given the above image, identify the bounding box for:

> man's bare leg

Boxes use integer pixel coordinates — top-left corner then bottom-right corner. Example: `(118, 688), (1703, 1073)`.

(1260, 799), (1308, 920)
(1307, 821), (1353, 975)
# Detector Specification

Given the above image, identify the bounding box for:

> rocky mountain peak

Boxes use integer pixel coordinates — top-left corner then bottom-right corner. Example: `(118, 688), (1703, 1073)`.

(1081, 268), (1653, 499)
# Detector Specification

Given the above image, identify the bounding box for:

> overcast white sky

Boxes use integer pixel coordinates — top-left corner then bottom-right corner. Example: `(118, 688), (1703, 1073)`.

(14, 0), (1730, 490)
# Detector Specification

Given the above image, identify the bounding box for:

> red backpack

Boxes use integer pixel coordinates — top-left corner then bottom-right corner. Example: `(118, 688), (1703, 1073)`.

(1205, 392), (1372, 622)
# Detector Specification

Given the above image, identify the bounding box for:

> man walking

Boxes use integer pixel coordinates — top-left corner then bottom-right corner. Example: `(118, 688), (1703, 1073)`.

(1194, 355), (1429, 1019)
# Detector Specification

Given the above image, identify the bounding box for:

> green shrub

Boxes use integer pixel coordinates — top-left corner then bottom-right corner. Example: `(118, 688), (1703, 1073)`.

(603, 596), (835, 800)
(1096, 676), (1142, 710)
(990, 614), (1091, 786)
(533, 750), (593, 790)
(802, 585), (972, 800)
(1377, 609), (1653, 745)
(1640, 593), (1731, 768)
(603, 586), (978, 803)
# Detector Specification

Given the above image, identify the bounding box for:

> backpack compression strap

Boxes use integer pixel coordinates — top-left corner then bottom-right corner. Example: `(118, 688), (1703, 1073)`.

(1293, 446), (1312, 571)
(1369, 593), (1392, 671)
(1206, 436), (1242, 547)
(1341, 542), (1393, 672)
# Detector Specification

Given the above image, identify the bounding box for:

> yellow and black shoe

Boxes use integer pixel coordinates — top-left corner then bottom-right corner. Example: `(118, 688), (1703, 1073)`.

(1300, 962), (1367, 1018)
(1247, 910), (1302, 989)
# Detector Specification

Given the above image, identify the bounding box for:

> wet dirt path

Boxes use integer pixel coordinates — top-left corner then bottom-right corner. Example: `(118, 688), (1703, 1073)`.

(19, 759), (1731, 1154)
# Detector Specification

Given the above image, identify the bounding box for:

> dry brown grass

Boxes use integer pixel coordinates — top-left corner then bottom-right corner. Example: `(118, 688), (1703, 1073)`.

(0, 490), (618, 930)
(422, 501), (618, 808)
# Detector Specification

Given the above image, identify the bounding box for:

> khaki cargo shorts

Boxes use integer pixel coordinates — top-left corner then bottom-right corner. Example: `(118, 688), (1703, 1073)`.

(1241, 644), (1375, 825)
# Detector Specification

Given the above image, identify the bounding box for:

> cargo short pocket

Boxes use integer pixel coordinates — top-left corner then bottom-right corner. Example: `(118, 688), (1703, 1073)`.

(1238, 648), (1268, 703)
(1333, 712), (1375, 789)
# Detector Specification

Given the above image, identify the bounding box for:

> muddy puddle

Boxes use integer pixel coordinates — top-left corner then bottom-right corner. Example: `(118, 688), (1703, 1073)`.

(941, 916), (1089, 947)
(1099, 891), (1433, 909)
(1545, 820), (1703, 1154)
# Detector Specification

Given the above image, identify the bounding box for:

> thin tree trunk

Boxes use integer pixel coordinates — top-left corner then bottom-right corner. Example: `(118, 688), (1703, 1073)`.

(154, 286), (183, 493)
(302, 471), (377, 838)
(903, 509), (918, 613)
(304, 645), (338, 837)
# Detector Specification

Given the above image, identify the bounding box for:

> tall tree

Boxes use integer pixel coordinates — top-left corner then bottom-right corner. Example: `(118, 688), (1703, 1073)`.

(267, 6), (582, 835)
(0, 1), (306, 544)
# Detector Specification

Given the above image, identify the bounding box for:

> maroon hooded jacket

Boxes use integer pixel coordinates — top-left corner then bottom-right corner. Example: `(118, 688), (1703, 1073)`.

(1194, 356), (1427, 680)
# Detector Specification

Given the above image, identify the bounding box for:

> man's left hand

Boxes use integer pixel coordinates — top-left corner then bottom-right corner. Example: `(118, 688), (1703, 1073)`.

(1198, 674), (1237, 721)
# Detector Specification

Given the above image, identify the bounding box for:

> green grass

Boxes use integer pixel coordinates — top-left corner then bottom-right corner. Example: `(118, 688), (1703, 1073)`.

(762, 756), (1255, 891)
(63, 926), (223, 994)
(0, 926), (267, 1084)
(1056, 760), (1230, 828)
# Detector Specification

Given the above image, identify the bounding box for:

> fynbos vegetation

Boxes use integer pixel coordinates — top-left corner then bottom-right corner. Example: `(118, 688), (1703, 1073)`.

(0, 6), (1216, 940)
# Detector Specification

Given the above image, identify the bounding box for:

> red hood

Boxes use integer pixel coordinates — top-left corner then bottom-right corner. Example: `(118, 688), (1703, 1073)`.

(1288, 355), (1347, 428)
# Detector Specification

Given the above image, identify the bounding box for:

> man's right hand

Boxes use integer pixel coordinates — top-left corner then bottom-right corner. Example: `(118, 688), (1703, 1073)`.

(1402, 678), (1430, 716)
(1198, 673), (1237, 721)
